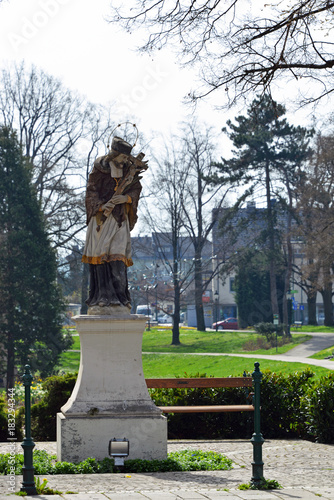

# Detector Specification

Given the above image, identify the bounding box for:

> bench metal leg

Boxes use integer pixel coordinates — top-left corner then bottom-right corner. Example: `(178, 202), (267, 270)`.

(251, 362), (264, 485)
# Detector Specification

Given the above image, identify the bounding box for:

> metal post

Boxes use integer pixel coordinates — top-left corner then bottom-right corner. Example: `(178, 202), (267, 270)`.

(20, 365), (37, 495)
(251, 361), (264, 486)
(214, 290), (219, 331)
(146, 287), (151, 331)
(155, 285), (158, 322)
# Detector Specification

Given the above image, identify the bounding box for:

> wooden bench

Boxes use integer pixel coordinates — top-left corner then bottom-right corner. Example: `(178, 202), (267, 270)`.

(146, 362), (265, 486)
(292, 321), (303, 328)
(145, 376), (254, 413)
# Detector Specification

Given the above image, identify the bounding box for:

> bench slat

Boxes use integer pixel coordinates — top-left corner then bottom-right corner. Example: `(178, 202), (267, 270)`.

(146, 377), (252, 389)
(158, 405), (254, 413)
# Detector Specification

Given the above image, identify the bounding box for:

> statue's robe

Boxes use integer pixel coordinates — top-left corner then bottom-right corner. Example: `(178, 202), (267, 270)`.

(82, 156), (142, 308)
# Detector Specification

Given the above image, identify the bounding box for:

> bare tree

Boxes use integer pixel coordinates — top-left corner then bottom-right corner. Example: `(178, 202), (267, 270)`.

(0, 62), (114, 252)
(294, 132), (334, 326)
(142, 140), (193, 344)
(109, 0), (334, 107)
(179, 121), (232, 330)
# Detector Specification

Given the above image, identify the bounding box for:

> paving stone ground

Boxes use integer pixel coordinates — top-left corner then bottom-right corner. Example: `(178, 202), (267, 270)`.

(1, 439), (334, 499)
(2, 332), (334, 498)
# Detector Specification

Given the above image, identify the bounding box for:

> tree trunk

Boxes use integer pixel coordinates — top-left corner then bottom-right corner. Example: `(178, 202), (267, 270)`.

(171, 232), (181, 344)
(194, 257), (205, 331)
(265, 162), (279, 319)
(321, 283), (333, 326)
(307, 290), (317, 325)
(283, 245), (292, 336)
(171, 283), (181, 345)
(282, 181), (293, 336)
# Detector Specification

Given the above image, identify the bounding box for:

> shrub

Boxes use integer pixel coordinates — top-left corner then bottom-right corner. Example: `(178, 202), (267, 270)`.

(301, 373), (334, 443)
(13, 369), (334, 444)
(242, 336), (290, 351)
(17, 372), (77, 441)
(0, 393), (24, 442)
(260, 369), (315, 438)
(0, 395), (8, 442)
(254, 322), (285, 341)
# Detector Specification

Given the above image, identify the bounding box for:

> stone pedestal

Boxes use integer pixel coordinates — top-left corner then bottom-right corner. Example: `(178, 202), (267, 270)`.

(57, 312), (167, 463)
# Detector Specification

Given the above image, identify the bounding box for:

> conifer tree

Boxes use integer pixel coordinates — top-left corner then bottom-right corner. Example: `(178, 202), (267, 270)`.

(213, 95), (312, 322)
(0, 126), (70, 389)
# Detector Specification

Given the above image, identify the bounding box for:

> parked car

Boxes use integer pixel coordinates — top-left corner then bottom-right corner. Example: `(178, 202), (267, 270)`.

(136, 305), (152, 316)
(158, 314), (172, 324)
(212, 317), (239, 330)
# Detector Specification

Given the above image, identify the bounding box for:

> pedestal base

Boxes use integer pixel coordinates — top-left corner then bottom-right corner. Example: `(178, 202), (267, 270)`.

(57, 413), (167, 462)
(56, 313), (167, 462)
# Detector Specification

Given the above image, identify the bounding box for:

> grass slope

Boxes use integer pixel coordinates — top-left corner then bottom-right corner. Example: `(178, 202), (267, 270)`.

(58, 326), (332, 379)
(142, 329), (311, 354)
(142, 353), (332, 378)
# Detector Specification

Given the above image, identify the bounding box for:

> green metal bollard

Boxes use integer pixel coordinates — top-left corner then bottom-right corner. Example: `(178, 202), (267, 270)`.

(20, 365), (37, 495)
(250, 361), (264, 486)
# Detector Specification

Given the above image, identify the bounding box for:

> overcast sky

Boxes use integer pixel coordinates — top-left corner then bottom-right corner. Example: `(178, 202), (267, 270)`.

(1, 0), (324, 143)
(0, 0), (222, 141)
(1, 0), (332, 241)
(0, 0), (330, 168)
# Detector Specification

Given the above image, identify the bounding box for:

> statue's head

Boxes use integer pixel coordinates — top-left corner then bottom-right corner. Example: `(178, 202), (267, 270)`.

(111, 136), (133, 155)
(94, 136), (134, 175)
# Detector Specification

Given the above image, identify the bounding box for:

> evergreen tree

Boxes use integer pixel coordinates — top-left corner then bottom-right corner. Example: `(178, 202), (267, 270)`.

(213, 95), (312, 322)
(234, 247), (285, 327)
(0, 127), (70, 389)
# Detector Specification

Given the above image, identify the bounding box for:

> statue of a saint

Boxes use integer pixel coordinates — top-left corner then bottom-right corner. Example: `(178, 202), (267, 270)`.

(82, 136), (147, 311)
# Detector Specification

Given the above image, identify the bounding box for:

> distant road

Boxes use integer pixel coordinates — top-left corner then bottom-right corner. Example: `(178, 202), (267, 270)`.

(282, 332), (334, 357)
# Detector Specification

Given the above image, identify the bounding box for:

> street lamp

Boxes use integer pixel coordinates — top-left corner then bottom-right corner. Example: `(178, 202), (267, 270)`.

(144, 284), (157, 331)
(214, 290), (219, 331)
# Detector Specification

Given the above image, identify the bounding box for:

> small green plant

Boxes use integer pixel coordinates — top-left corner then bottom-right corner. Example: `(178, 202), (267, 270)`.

(238, 477), (282, 490)
(1, 449), (232, 475)
(15, 477), (63, 496)
(35, 477), (62, 495)
(168, 449), (233, 471)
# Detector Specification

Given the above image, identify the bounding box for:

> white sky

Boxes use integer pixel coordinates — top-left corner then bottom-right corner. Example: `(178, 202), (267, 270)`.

(0, 0), (325, 146)
(0, 0), (220, 141)
(1, 0), (332, 242)
(0, 0), (332, 206)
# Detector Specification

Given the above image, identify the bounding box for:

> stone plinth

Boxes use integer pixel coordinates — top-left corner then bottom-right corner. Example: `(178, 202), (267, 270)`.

(57, 312), (167, 463)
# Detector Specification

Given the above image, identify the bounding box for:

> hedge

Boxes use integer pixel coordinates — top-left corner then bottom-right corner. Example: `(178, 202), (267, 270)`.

(5, 369), (334, 444)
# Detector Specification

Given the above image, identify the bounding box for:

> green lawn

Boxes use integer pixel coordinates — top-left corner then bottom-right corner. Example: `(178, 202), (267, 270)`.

(66, 328), (311, 355)
(57, 351), (332, 379)
(57, 351), (81, 373)
(69, 334), (80, 350)
(142, 353), (332, 378)
(310, 346), (334, 360)
(56, 327), (332, 379)
(290, 325), (334, 333)
(142, 328), (311, 355)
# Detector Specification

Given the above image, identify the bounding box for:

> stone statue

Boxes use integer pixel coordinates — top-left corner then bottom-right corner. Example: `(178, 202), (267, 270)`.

(82, 136), (148, 313)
